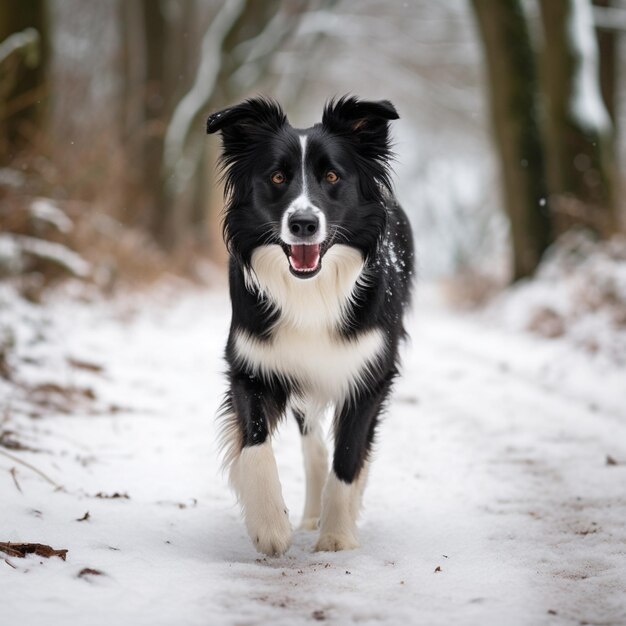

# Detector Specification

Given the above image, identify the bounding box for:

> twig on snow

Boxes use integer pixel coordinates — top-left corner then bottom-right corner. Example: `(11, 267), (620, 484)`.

(9, 467), (22, 493)
(0, 449), (62, 490)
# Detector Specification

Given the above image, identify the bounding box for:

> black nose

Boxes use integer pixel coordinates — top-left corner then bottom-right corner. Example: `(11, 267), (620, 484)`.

(288, 211), (319, 237)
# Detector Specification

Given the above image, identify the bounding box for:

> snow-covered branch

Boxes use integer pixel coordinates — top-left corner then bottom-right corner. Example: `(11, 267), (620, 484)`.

(0, 27), (40, 69)
(568, 0), (611, 133)
(162, 0), (246, 185)
(0, 234), (90, 278)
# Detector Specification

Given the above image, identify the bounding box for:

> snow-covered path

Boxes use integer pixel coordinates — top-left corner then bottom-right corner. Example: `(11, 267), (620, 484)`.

(2, 288), (625, 626)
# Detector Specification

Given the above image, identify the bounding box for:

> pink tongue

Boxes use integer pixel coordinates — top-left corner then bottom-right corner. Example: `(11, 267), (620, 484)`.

(289, 244), (320, 271)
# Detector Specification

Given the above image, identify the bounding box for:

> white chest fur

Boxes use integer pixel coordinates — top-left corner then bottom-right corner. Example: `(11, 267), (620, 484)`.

(234, 244), (385, 404)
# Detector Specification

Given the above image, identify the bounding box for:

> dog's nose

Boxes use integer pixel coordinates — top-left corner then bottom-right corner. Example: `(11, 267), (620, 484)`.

(288, 210), (319, 237)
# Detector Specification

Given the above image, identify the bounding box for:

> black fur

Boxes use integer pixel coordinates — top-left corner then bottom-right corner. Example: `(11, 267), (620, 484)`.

(208, 95), (413, 486)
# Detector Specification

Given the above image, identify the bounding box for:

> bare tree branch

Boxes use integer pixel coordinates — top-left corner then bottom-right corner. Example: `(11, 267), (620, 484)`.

(162, 0), (246, 190)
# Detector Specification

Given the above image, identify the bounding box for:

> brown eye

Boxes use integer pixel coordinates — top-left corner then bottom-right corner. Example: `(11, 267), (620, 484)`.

(326, 170), (339, 184)
(271, 171), (286, 185)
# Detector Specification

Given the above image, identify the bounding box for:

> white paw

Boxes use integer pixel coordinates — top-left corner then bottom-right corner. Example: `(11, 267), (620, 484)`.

(248, 509), (292, 557)
(314, 532), (359, 552)
(299, 517), (320, 531)
(232, 442), (292, 557)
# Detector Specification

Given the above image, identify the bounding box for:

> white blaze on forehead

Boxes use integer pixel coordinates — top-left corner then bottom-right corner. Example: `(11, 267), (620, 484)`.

(299, 134), (309, 199)
(287, 134), (311, 210)
(280, 133), (327, 245)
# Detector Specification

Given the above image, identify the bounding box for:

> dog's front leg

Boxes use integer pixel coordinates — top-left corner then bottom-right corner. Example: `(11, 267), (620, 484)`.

(294, 408), (329, 530)
(315, 371), (395, 552)
(226, 373), (291, 556)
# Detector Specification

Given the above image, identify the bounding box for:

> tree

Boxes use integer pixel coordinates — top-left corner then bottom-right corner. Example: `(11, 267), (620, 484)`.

(593, 0), (618, 123)
(117, 1), (322, 254)
(471, 0), (552, 280)
(0, 0), (46, 163)
(471, 0), (619, 280)
(539, 0), (617, 237)
(156, 0), (321, 253)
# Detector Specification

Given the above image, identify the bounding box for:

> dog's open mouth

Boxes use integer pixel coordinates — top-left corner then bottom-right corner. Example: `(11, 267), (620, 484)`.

(288, 243), (321, 279)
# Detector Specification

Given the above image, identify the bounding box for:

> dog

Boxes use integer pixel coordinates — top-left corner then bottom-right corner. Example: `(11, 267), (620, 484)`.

(207, 96), (414, 555)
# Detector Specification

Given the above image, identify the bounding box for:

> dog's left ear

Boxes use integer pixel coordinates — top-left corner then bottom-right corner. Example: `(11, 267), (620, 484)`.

(322, 96), (399, 141)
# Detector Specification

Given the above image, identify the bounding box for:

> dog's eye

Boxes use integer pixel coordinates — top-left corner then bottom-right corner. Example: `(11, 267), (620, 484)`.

(325, 171), (339, 184)
(271, 171), (286, 185)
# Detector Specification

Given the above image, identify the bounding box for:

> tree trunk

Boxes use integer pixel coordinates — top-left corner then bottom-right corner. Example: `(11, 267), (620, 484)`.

(147, 0), (320, 256)
(0, 0), (47, 162)
(539, 0), (617, 237)
(471, 0), (552, 280)
(47, 0), (125, 209)
(155, 0), (286, 252)
(593, 0), (617, 123)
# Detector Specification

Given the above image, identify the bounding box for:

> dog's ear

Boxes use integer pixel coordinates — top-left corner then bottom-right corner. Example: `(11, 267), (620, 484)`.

(323, 96), (398, 196)
(207, 98), (287, 205)
(207, 97), (287, 138)
(322, 96), (399, 141)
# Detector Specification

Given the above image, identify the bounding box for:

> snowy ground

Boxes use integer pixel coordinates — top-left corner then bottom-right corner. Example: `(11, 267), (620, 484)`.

(1, 284), (625, 626)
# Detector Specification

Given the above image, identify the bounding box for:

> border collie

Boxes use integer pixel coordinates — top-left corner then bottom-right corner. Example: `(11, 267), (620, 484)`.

(207, 96), (413, 555)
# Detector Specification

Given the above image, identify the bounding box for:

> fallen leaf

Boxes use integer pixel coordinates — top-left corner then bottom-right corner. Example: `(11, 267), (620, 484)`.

(0, 542), (68, 560)
(606, 455), (618, 466)
(434, 566), (442, 573)
(0, 431), (37, 452)
(0, 347), (12, 380)
(27, 382), (97, 415)
(156, 499), (197, 509)
(32, 382), (96, 399)
(66, 357), (105, 373)
(76, 511), (90, 522)
(312, 610), (326, 621)
(78, 568), (104, 578)
(94, 492), (129, 499)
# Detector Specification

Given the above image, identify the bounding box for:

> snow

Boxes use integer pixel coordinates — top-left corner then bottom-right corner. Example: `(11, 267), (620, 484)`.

(1, 283), (625, 625)
(30, 199), (74, 234)
(0, 234), (90, 278)
(486, 233), (626, 369)
(0, 27), (39, 67)
(0, 167), (27, 189)
(567, 0), (611, 133)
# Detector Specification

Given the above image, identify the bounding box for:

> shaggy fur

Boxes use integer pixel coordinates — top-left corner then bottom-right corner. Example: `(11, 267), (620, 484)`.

(207, 95), (414, 555)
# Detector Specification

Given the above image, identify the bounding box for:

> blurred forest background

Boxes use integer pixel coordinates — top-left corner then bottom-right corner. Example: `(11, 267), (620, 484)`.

(4, 4), (626, 619)
(1, 0), (625, 302)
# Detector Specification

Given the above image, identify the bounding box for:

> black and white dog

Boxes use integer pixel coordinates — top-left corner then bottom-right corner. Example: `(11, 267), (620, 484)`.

(207, 96), (413, 555)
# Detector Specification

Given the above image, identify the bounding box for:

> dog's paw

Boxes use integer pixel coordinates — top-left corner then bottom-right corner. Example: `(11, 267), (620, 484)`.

(299, 517), (320, 531)
(314, 532), (359, 552)
(249, 510), (292, 557)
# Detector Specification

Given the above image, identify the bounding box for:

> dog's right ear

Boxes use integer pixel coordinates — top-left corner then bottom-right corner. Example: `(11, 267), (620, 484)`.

(206, 97), (287, 137)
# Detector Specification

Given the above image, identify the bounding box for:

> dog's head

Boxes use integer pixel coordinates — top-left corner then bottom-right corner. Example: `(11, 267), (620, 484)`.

(207, 96), (399, 279)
